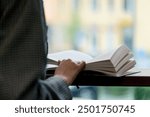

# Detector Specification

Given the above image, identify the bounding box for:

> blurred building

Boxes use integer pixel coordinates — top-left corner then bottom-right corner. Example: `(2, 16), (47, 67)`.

(43, 0), (150, 62)
(44, 0), (134, 55)
(135, 0), (150, 52)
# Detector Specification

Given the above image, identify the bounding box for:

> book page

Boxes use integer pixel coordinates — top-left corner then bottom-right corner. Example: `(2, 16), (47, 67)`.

(88, 45), (130, 65)
(86, 45), (124, 64)
(87, 52), (112, 63)
(47, 50), (93, 64)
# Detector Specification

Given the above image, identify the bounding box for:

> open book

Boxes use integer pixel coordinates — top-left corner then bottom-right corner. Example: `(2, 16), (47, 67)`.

(47, 45), (136, 77)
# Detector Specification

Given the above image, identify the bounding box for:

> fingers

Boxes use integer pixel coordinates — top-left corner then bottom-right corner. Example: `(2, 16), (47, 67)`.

(58, 60), (61, 65)
(58, 59), (85, 69)
(76, 61), (86, 70)
(54, 59), (86, 85)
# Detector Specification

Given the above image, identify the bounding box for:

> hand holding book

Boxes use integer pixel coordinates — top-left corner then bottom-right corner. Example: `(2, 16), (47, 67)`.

(47, 45), (136, 77)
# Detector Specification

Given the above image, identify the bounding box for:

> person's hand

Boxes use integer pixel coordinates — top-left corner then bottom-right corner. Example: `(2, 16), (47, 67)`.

(54, 59), (85, 85)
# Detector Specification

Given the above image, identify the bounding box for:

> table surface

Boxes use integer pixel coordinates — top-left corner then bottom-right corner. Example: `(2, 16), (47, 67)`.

(46, 68), (150, 86)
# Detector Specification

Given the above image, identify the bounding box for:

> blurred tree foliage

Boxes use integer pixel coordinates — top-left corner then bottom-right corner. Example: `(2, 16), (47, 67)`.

(67, 13), (80, 49)
(104, 87), (129, 96)
(134, 87), (150, 100)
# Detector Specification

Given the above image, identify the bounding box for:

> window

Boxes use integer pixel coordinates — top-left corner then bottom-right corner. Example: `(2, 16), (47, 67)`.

(91, 0), (98, 11)
(108, 0), (114, 11)
(124, 0), (135, 13)
(72, 0), (79, 11)
(123, 27), (133, 50)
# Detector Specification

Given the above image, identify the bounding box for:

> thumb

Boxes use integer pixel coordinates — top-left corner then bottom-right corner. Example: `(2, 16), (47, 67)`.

(78, 61), (86, 70)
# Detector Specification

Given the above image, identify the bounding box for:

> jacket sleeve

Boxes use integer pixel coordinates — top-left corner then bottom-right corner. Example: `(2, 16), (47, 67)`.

(18, 76), (73, 100)
(37, 76), (72, 100)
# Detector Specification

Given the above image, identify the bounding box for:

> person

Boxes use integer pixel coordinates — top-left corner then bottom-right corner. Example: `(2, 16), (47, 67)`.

(0, 0), (85, 99)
